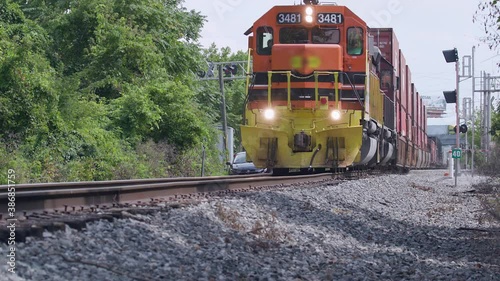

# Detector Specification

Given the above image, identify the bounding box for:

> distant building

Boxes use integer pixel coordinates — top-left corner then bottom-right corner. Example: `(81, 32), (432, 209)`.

(427, 125), (464, 147)
(427, 125), (465, 166)
(422, 95), (446, 118)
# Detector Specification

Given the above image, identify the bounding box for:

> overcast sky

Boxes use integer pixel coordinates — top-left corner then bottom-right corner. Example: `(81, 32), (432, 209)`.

(183, 0), (499, 125)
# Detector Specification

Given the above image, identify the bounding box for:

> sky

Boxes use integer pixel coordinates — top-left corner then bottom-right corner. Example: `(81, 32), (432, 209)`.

(183, 0), (500, 126)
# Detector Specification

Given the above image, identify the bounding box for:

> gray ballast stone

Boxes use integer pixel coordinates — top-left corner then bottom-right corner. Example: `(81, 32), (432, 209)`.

(1, 170), (499, 281)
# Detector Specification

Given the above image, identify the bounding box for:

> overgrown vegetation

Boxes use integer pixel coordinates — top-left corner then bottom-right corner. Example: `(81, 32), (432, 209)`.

(474, 0), (500, 51)
(472, 1), (500, 223)
(0, 0), (247, 183)
(475, 145), (500, 223)
(473, 102), (500, 223)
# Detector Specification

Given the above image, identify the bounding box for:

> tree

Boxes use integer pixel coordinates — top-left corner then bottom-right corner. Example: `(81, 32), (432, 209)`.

(13, 0), (210, 150)
(492, 102), (500, 142)
(1, 0), (228, 183)
(474, 0), (500, 50)
(0, 1), (60, 144)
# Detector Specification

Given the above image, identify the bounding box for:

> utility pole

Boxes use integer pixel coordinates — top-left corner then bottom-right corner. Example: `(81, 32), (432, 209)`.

(463, 97), (471, 169)
(458, 53), (472, 172)
(471, 46), (475, 176)
(455, 57), (460, 185)
(482, 72), (489, 157)
(218, 64), (228, 163)
(472, 68), (500, 174)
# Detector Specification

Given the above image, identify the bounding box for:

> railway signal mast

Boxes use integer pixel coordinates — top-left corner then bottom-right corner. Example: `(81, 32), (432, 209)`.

(443, 46), (498, 180)
(443, 48), (461, 187)
(197, 61), (250, 164)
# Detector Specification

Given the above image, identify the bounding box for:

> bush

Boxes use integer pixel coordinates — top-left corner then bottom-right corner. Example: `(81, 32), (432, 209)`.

(476, 144), (500, 178)
(475, 144), (500, 223)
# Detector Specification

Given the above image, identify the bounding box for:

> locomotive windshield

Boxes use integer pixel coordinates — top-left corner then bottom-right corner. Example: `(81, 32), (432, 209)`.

(279, 27), (308, 43)
(312, 27), (340, 44)
(277, 27), (340, 44)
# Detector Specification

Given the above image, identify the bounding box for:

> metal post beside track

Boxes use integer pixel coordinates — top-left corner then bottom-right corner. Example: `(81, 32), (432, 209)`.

(218, 64), (228, 164)
(455, 60), (459, 188)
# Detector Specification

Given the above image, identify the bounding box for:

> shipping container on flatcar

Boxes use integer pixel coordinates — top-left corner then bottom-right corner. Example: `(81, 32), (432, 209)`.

(418, 92), (422, 148)
(415, 89), (422, 167)
(429, 137), (438, 166)
(423, 104), (428, 167)
(409, 82), (415, 167)
(423, 104), (428, 166)
(369, 28), (399, 133)
(397, 50), (408, 168)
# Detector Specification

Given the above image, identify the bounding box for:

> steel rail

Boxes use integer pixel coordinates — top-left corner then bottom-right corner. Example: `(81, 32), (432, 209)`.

(0, 173), (333, 215)
(0, 174), (268, 192)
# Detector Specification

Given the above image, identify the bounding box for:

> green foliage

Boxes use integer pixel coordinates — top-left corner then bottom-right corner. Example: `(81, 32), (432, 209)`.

(474, 1), (500, 50)
(109, 85), (162, 142)
(0, 2), (59, 143)
(147, 80), (207, 149)
(0, 1), (24, 24)
(0, 0), (242, 183)
(492, 102), (500, 142)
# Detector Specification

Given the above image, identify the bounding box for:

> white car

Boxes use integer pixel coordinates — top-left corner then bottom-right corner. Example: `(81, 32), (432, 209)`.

(227, 152), (266, 175)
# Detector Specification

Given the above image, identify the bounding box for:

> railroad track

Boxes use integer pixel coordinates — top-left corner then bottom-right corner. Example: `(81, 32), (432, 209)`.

(0, 170), (381, 243)
(0, 173), (336, 215)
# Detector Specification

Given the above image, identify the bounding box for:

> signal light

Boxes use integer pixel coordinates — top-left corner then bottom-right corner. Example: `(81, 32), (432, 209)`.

(453, 124), (468, 134)
(198, 62), (215, 78)
(459, 124), (467, 133)
(443, 90), (457, 103)
(196, 70), (206, 78)
(207, 62), (215, 77)
(442, 48), (458, 63)
(223, 64), (237, 77)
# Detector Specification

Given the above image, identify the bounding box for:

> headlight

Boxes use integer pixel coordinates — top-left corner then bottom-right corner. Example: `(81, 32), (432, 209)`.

(305, 7), (313, 15)
(331, 110), (341, 120)
(305, 15), (313, 23)
(264, 108), (275, 120)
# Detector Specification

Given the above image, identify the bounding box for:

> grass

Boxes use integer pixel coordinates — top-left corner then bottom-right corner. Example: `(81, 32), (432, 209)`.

(474, 145), (500, 224)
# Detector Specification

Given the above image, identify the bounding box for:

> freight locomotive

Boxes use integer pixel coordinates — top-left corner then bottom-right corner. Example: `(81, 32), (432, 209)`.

(240, 1), (439, 174)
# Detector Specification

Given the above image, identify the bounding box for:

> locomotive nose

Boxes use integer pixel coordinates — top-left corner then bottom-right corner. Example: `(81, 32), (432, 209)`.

(271, 44), (343, 75)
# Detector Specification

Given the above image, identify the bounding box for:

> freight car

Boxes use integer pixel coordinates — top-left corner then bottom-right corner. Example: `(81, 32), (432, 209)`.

(240, 1), (433, 173)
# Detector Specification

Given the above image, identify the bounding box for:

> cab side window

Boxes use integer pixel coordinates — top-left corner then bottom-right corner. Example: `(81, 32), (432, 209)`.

(347, 27), (363, 56)
(257, 26), (273, 55)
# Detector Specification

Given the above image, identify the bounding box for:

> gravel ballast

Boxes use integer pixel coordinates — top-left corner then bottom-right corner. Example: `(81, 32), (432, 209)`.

(1, 170), (499, 280)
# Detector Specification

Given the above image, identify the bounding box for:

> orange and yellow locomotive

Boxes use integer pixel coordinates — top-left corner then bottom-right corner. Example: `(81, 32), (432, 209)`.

(241, 1), (431, 173)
